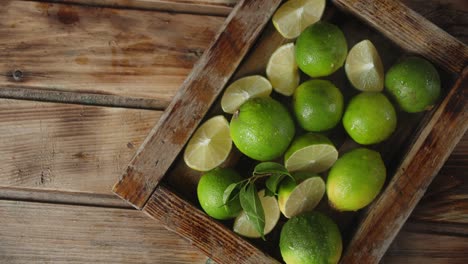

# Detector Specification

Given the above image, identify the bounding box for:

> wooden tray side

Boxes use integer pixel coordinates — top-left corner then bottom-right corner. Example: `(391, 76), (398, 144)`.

(342, 67), (468, 263)
(332, 0), (468, 75)
(112, 0), (282, 209)
(143, 185), (279, 264)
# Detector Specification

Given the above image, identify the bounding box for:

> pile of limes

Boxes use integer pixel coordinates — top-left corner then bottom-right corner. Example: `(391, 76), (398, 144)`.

(184, 0), (441, 263)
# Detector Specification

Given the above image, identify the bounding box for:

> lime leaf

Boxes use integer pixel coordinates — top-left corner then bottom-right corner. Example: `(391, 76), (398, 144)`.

(223, 182), (242, 205)
(254, 162), (291, 177)
(240, 183), (265, 239)
(265, 174), (288, 197)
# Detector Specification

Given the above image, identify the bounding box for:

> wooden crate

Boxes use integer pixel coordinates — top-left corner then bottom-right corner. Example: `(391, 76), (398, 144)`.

(112, 0), (468, 263)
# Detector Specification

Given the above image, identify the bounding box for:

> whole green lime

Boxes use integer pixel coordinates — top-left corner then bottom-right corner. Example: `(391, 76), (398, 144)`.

(280, 212), (342, 264)
(296, 22), (348, 77)
(342, 92), (397, 145)
(385, 56), (440, 113)
(230, 97), (295, 161)
(326, 148), (386, 211)
(197, 168), (243, 220)
(293, 80), (344, 132)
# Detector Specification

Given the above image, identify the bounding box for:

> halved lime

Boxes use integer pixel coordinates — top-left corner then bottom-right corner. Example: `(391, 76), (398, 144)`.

(284, 133), (338, 173)
(266, 43), (300, 96)
(221, 75), (272, 114)
(233, 189), (280, 238)
(183, 115), (232, 171)
(278, 174), (325, 218)
(345, 40), (384, 91)
(273, 0), (326, 39)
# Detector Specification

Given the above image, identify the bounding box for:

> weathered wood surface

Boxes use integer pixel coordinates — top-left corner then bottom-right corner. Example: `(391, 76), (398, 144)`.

(0, 1), (223, 103)
(0, 199), (208, 263)
(0, 0), (466, 263)
(144, 185), (279, 264)
(112, 0), (283, 209)
(0, 99), (160, 195)
(332, 0), (468, 74)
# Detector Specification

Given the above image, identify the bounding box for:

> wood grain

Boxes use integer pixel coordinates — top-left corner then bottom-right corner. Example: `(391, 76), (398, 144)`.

(112, 0), (283, 209)
(332, 0), (468, 74)
(144, 185), (279, 264)
(382, 221), (468, 264)
(0, 1), (223, 101)
(0, 99), (160, 195)
(40, 0), (236, 16)
(0, 199), (208, 264)
(341, 68), (468, 263)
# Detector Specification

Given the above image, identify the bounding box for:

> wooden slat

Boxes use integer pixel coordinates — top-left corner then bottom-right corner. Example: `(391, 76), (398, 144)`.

(40, 0), (236, 16)
(0, 99), (160, 195)
(0, 186), (130, 208)
(382, 221), (468, 264)
(143, 185), (279, 264)
(0, 1), (223, 101)
(341, 68), (468, 263)
(332, 0), (468, 74)
(0, 199), (208, 263)
(112, 0), (283, 209)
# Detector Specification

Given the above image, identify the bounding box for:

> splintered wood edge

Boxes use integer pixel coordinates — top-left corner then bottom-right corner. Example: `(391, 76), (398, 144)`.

(143, 185), (279, 264)
(341, 67), (468, 263)
(112, 0), (283, 209)
(332, 0), (468, 75)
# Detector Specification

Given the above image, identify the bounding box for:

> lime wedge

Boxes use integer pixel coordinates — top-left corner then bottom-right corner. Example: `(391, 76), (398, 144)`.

(284, 133), (338, 173)
(273, 0), (326, 39)
(345, 40), (384, 91)
(183, 115), (232, 171)
(233, 189), (280, 238)
(266, 43), (300, 96)
(278, 174), (325, 218)
(221, 75), (272, 114)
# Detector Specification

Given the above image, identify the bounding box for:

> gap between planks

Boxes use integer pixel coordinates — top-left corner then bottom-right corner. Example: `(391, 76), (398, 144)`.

(30, 0), (236, 16)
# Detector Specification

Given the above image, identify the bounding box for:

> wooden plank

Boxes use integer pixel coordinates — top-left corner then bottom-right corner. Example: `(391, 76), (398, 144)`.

(0, 199), (208, 263)
(341, 68), (468, 263)
(40, 0), (236, 16)
(382, 221), (468, 264)
(0, 99), (160, 195)
(112, 0), (283, 209)
(0, 1), (224, 100)
(0, 186), (130, 208)
(332, 0), (468, 74)
(143, 185), (279, 264)
(411, 134), (468, 224)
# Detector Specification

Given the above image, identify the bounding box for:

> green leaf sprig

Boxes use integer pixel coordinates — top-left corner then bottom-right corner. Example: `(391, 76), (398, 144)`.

(223, 162), (294, 239)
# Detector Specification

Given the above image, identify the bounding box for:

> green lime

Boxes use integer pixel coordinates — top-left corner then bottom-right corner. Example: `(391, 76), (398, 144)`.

(385, 56), (441, 113)
(284, 133), (338, 173)
(230, 97), (295, 161)
(280, 212), (342, 264)
(326, 148), (386, 211)
(295, 22), (348, 77)
(278, 173), (325, 218)
(197, 168), (243, 220)
(342, 92), (397, 145)
(293, 80), (344, 132)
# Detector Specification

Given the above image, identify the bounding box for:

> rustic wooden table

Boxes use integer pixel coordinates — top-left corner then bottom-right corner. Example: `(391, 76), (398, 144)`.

(0, 0), (466, 263)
